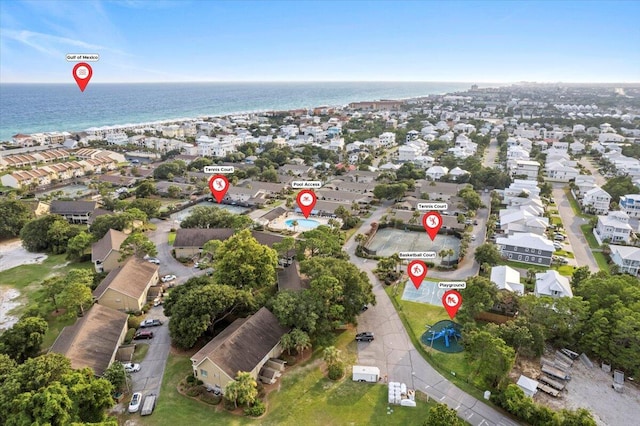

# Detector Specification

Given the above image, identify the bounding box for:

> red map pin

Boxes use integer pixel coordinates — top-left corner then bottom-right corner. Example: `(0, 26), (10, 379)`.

(208, 174), (229, 203)
(422, 211), (443, 241)
(442, 290), (462, 319)
(296, 189), (317, 218)
(73, 62), (93, 92)
(407, 259), (428, 289)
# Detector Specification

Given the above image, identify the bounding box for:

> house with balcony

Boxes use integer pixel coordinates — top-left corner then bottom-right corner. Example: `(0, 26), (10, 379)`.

(593, 211), (633, 245)
(609, 245), (640, 276)
(545, 162), (579, 182)
(582, 186), (611, 215)
(512, 160), (540, 180)
(619, 194), (640, 218)
(496, 232), (554, 266)
(50, 201), (97, 224)
(425, 166), (449, 181)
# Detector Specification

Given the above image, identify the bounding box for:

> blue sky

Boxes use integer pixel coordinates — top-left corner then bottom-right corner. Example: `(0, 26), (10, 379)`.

(1, 0), (638, 83)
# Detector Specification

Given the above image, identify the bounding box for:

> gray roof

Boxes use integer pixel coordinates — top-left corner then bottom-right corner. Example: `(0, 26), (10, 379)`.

(50, 200), (97, 215)
(174, 228), (288, 250)
(93, 257), (159, 300)
(91, 229), (128, 262)
(190, 307), (289, 377)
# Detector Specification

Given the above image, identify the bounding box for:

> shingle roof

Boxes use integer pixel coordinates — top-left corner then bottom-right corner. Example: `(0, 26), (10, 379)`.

(91, 229), (128, 262)
(49, 304), (128, 376)
(93, 257), (158, 300)
(50, 200), (97, 215)
(173, 228), (287, 250)
(191, 307), (289, 377)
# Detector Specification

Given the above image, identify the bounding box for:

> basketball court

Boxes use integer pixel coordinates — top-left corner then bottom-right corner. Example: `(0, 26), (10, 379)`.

(401, 279), (446, 306)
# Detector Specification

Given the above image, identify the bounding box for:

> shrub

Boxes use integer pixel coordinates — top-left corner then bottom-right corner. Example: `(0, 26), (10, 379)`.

(327, 362), (344, 380)
(186, 386), (203, 397)
(199, 393), (222, 405)
(186, 375), (196, 385)
(223, 397), (236, 411)
(196, 379), (204, 385)
(128, 316), (142, 329)
(124, 328), (136, 344)
(244, 399), (266, 417)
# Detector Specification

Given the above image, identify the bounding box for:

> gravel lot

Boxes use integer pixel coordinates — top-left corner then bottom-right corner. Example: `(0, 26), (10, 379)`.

(0, 239), (47, 272)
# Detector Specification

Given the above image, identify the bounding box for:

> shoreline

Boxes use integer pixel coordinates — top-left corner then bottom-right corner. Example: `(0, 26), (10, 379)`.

(0, 82), (484, 141)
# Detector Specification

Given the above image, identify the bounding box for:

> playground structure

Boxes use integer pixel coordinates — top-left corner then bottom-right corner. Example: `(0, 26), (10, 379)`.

(425, 325), (461, 348)
(420, 320), (464, 353)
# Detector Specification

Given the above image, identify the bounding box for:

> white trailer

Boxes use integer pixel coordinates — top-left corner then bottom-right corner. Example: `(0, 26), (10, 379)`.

(140, 394), (156, 416)
(352, 365), (380, 383)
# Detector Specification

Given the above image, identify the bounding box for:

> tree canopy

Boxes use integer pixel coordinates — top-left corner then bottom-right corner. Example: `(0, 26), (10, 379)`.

(0, 199), (33, 239)
(180, 206), (254, 230)
(20, 214), (77, 253)
(602, 175), (638, 204)
(0, 316), (48, 363)
(118, 233), (157, 261)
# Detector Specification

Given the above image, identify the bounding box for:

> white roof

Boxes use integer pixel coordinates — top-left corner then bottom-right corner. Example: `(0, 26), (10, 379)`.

(517, 375), (539, 393)
(535, 270), (573, 298)
(497, 232), (555, 252)
(584, 186), (610, 198)
(610, 244), (640, 262)
(352, 365), (380, 375)
(490, 266), (523, 294)
(449, 167), (469, 175)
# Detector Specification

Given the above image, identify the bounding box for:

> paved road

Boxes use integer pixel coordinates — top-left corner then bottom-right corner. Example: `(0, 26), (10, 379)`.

(552, 185), (599, 272)
(579, 158), (607, 187)
(130, 219), (207, 397)
(348, 206), (519, 426)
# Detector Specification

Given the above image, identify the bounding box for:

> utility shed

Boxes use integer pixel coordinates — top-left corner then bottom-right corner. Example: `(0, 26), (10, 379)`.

(517, 375), (539, 397)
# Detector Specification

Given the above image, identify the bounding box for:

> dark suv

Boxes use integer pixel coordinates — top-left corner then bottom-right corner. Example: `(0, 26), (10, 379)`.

(133, 330), (154, 340)
(355, 332), (374, 342)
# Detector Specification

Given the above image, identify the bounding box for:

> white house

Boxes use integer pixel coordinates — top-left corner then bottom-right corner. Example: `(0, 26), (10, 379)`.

(594, 211), (633, 245)
(582, 186), (611, 215)
(619, 194), (640, 218)
(425, 166), (449, 181)
(513, 160), (540, 180)
(448, 167), (469, 181)
(569, 141), (585, 154)
(546, 162), (579, 182)
(414, 155), (435, 168)
(534, 270), (573, 298)
(379, 132), (397, 147)
(398, 144), (422, 162)
(609, 244), (640, 276)
(490, 265), (524, 294)
(598, 133), (625, 143)
(497, 232), (554, 266)
(105, 133), (128, 145)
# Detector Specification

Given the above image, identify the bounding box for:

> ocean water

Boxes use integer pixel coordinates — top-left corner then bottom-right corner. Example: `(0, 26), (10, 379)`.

(0, 82), (478, 141)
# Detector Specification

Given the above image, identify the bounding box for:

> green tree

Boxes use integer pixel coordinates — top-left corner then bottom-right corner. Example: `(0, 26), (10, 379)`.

(280, 332), (295, 356)
(118, 233), (157, 261)
(463, 329), (515, 388)
(290, 328), (312, 355)
(127, 198), (161, 218)
(102, 362), (127, 393)
(322, 346), (341, 367)
(373, 182), (408, 200)
(188, 157), (213, 171)
(296, 225), (347, 259)
(571, 265), (591, 288)
(135, 180), (157, 198)
(20, 214), (72, 253)
(425, 403), (465, 426)
(269, 290), (320, 335)
(42, 276), (66, 311)
(458, 186), (482, 210)
(60, 282), (93, 318)
(89, 213), (132, 239)
(474, 243), (502, 266)
(602, 175), (638, 203)
(167, 185), (182, 198)
(0, 199), (33, 239)
(272, 236), (295, 258)
(224, 379), (240, 409)
(458, 276), (498, 322)
(180, 206), (254, 230)
(66, 231), (93, 260)
(233, 371), (258, 407)
(0, 316), (48, 362)
(213, 229), (278, 290)
(153, 161), (186, 180)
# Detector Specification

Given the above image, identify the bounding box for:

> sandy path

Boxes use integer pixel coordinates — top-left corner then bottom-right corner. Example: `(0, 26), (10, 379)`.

(0, 239), (47, 272)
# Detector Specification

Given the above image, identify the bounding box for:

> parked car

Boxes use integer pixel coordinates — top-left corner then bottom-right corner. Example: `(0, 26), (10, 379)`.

(153, 297), (163, 307)
(355, 332), (374, 342)
(122, 362), (141, 373)
(139, 319), (162, 328)
(471, 235), (477, 241)
(133, 330), (154, 340)
(361, 305), (369, 312)
(161, 274), (176, 283)
(146, 258), (160, 265)
(554, 235), (565, 241)
(553, 242), (563, 250)
(128, 392), (142, 413)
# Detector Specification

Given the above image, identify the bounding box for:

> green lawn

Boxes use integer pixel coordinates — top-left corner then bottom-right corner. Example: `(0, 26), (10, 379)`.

(0, 254), (93, 349)
(580, 224), (600, 249)
(385, 283), (483, 400)
(137, 336), (435, 426)
(132, 343), (150, 363)
(553, 249), (575, 259)
(552, 265), (576, 276)
(168, 231), (176, 245)
(593, 252), (611, 273)
(550, 216), (563, 226)
(564, 189), (594, 219)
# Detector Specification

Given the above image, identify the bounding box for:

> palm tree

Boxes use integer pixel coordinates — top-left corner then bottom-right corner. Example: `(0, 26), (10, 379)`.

(322, 346), (341, 368)
(355, 233), (367, 246)
(291, 329), (312, 355)
(291, 219), (299, 233)
(439, 248), (455, 266)
(280, 333), (295, 356)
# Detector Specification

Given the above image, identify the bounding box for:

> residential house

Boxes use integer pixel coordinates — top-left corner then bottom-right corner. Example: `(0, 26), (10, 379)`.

(173, 228), (293, 259)
(574, 175), (597, 198)
(582, 186), (611, 215)
(425, 166), (449, 181)
(448, 167), (469, 181)
(609, 244), (640, 276)
(569, 141), (586, 154)
(316, 189), (371, 205)
(224, 187), (265, 205)
(534, 270), (573, 298)
(92, 258), (160, 312)
(499, 209), (549, 236)
(546, 162), (579, 182)
(379, 132), (397, 147)
(512, 160), (540, 180)
(344, 170), (378, 184)
(497, 232), (554, 266)
(594, 211), (633, 245)
(190, 307), (289, 390)
(91, 229), (128, 273)
(49, 304), (128, 376)
(50, 201), (97, 224)
(490, 265), (524, 294)
(619, 194), (640, 218)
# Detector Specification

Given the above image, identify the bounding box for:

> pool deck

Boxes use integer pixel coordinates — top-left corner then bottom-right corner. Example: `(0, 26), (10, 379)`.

(269, 212), (332, 233)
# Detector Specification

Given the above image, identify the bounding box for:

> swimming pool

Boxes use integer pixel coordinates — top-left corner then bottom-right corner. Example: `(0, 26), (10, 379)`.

(285, 218), (320, 230)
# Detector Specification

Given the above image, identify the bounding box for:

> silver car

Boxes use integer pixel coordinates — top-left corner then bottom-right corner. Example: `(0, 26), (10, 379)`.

(128, 392), (142, 413)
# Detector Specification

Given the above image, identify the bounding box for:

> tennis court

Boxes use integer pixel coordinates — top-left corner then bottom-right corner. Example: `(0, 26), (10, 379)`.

(367, 228), (460, 263)
(401, 279), (446, 307)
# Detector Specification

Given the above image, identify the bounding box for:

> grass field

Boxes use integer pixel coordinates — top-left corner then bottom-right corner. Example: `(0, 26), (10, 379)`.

(168, 231), (176, 245)
(135, 330), (436, 426)
(0, 254), (93, 349)
(593, 252), (611, 273)
(550, 216), (563, 226)
(580, 224), (600, 249)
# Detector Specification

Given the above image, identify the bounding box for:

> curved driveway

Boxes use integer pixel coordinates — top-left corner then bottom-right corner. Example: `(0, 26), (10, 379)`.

(349, 207), (520, 426)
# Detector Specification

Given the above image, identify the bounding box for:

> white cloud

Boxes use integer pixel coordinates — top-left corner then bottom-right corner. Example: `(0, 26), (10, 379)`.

(0, 28), (130, 57)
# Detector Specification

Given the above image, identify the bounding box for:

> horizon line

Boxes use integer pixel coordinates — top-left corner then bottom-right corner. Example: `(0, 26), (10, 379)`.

(1, 80), (639, 85)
